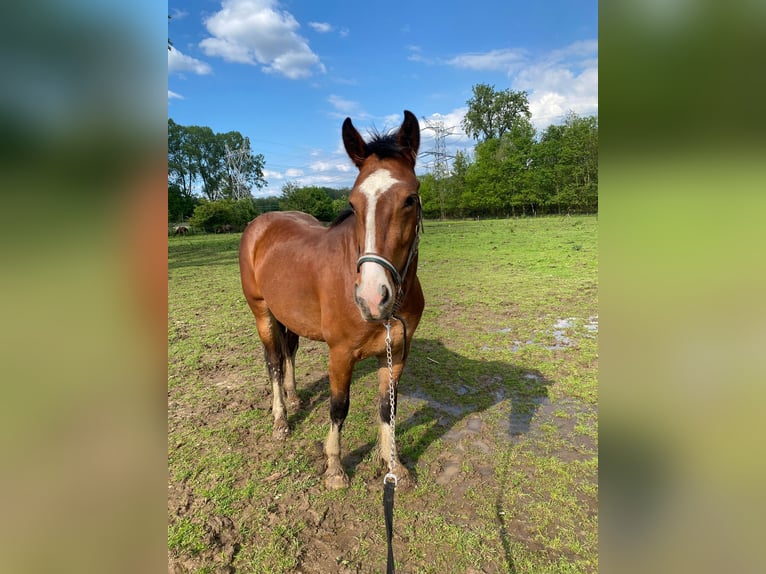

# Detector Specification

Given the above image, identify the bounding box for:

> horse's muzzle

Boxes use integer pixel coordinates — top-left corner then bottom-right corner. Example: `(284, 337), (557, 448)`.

(354, 279), (394, 321)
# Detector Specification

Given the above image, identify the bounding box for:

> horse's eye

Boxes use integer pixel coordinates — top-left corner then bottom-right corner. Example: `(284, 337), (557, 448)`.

(348, 201), (356, 213)
(404, 195), (418, 208)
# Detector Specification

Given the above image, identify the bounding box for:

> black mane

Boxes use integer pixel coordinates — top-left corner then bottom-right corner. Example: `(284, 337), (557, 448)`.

(329, 207), (354, 228)
(365, 129), (408, 161)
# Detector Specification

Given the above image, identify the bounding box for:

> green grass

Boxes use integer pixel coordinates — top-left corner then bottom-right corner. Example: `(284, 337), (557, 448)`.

(168, 215), (598, 573)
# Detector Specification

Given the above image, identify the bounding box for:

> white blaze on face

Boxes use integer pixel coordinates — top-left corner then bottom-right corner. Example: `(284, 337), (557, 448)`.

(356, 169), (400, 316)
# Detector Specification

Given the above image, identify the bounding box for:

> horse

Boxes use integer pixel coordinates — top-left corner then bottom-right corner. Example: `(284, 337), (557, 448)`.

(238, 111), (424, 490)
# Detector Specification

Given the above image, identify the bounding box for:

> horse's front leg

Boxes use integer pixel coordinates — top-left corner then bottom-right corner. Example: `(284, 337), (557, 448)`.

(324, 348), (354, 490)
(376, 357), (412, 487)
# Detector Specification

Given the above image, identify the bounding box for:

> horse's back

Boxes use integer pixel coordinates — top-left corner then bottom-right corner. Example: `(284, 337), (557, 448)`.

(239, 211), (322, 272)
(239, 211), (330, 338)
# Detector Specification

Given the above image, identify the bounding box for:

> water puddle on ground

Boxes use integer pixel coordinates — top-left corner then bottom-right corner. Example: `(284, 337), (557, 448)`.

(405, 388), (471, 418)
(485, 315), (599, 352)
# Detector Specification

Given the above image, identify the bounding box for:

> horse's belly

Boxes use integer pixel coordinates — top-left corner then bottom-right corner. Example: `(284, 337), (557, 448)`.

(252, 255), (323, 340)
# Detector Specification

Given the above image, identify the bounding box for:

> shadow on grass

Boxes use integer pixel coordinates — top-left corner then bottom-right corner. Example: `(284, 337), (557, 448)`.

(281, 337), (551, 573)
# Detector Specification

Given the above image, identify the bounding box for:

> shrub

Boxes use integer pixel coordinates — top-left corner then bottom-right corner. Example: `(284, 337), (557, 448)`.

(189, 199), (258, 232)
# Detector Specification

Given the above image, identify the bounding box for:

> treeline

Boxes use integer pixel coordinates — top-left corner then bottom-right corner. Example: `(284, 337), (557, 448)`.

(169, 84), (597, 231)
(420, 85), (598, 218)
(168, 119), (267, 223)
(174, 186), (352, 233)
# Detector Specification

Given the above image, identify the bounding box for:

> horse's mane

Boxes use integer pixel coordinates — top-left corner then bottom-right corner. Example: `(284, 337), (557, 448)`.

(329, 207), (354, 228)
(365, 129), (408, 161)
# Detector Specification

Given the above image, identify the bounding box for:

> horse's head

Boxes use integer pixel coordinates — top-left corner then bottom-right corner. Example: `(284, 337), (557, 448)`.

(343, 110), (421, 322)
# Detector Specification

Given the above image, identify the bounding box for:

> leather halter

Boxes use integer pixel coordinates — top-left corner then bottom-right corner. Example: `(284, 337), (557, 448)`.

(354, 198), (422, 305)
(354, 200), (422, 360)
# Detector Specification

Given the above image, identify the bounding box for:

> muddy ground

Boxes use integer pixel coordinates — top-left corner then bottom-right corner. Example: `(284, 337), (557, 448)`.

(168, 335), (597, 573)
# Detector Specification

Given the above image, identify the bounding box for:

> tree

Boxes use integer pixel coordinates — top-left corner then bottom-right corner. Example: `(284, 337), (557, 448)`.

(417, 173), (440, 219)
(279, 183), (336, 221)
(535, 113), (598, 214)
(168, 183), (198, 223)
(218, 131), (266, 199)
(462, 84), (531, 142)
(188, 198), (258, 232)
(168, 118), (197, 197)
(167, 119), (267, 202)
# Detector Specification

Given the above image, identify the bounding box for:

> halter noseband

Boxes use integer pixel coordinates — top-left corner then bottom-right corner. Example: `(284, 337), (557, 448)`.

(354, 199), (423, 304)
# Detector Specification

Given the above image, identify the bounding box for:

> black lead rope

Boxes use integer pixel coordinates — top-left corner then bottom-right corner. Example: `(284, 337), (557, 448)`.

(383, 479), (396, 573)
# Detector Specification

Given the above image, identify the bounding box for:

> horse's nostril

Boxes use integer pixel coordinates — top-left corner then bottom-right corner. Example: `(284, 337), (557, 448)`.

(379, 284), (390, 305)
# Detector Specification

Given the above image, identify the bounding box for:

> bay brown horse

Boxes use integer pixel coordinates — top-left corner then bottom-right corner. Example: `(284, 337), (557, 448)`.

(239, 111), (424, 489)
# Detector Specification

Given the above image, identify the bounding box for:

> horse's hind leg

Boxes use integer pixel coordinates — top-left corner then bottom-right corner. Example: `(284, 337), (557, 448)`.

(250, 302), (290, 440)
(283, 329), (301, 409)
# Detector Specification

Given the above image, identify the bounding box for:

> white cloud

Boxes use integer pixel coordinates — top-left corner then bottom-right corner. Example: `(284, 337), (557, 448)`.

(447, 48), (526, 71)
(168, 47), (212, 75)
(328, 94), (365, 118)
(200, 0), (325, 79)
(309, 22), (332, 33)
(168, 90), (185, 100)
(310, 160), (352, 173)
(423, 40), (597, 130)
(512, 40), (598, 129)
(285, 168), (304, 178)
(263, 169), (283, 180)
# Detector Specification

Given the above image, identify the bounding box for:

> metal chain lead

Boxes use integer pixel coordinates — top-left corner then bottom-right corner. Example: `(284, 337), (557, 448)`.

(384, 320), (397, 486)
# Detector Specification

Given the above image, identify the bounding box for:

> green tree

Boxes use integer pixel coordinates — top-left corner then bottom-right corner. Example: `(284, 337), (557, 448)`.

(462, 84), (531, 142)
(530, 123), (565, 213)
(279, 183), (336, 221)
(417, 173), (440, 219)
(448, 149), (471, 218)
(168, 183), (198, 223)
(188, 198), (258, 232)
(168, 119), (267, 202)
(503, 118), (537, 216)
(534, 113), (598, 214)
(168, 118), (197, 197)
(184, 125), (224, 200)
(464, 138), (506, 216)
(218, 130), (266, 199)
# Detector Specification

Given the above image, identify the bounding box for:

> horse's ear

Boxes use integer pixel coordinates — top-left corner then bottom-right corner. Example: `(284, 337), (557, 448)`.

(342, 117), (368, 168)
(398, 110), (420, 167)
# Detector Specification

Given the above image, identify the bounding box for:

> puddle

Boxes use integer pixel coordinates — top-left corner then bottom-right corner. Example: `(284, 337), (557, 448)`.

(406, 388), (471, 418)
(507, 395), (550, 436)
(486, 316), (596, 352)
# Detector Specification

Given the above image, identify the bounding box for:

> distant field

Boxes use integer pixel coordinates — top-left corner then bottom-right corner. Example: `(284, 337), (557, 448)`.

(168, 215), (598, 573)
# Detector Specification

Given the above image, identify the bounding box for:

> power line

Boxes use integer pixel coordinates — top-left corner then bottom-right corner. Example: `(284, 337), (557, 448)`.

(420, 118), (459, 220)
(224, 143), (254, 200)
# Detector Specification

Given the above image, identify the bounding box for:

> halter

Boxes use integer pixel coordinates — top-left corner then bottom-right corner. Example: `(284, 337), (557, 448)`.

(355, 198), (423, 312)
(355, 199), (422, 363)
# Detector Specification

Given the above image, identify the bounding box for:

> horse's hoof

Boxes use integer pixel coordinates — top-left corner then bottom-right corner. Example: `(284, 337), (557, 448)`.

(272, 420), (289, 441)
(324, 470), (350, 490)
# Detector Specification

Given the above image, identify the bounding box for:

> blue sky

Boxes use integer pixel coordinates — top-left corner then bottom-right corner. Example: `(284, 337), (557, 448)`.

(168, 0), (597, 196)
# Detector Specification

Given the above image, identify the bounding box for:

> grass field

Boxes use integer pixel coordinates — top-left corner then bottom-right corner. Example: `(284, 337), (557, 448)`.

(168, 215), (598, 573)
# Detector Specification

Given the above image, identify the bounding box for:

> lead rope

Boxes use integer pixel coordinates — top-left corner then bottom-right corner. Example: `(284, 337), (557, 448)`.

(383, 320), (397, 574)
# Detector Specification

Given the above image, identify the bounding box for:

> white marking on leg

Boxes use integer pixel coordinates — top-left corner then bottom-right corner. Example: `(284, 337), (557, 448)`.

(284, 354), (298, 404)
(325, 422), (341, 459)
(271, 369), (286, 423)
(378, 421), (395, 465)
